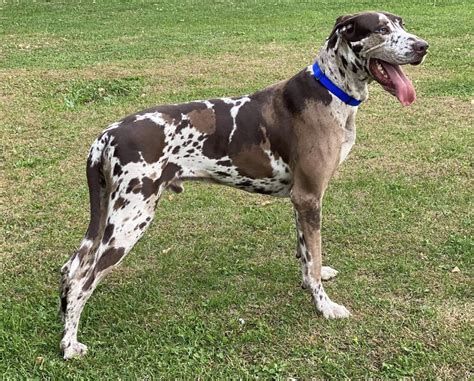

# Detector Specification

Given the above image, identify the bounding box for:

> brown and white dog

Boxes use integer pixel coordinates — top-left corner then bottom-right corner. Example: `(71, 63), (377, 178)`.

(60, 11), (428, 359)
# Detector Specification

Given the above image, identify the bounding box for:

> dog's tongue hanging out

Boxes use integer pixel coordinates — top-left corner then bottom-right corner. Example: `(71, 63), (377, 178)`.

(370, 59), (417, 106)
(380, 61), (416, 106)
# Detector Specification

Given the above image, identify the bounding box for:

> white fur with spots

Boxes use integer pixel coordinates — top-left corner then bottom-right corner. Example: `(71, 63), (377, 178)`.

(152, 99), (293, 196)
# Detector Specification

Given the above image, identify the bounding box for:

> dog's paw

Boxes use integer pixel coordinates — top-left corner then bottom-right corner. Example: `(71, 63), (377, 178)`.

(319, 300), (351, 319)
(61, 341), (88, 360)
(321, 266), (338, 280)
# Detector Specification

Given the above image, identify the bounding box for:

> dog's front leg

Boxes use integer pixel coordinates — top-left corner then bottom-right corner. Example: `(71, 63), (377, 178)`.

(294, 209), (339, 281)
(291, 189), (350, 319)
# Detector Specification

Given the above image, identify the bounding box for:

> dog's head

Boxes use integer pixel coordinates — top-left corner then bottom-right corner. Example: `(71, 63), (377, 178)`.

(329, 11), (429, 106)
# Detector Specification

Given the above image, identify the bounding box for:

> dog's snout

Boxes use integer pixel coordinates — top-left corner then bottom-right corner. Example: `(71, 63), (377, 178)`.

(413, 40), (429, 55)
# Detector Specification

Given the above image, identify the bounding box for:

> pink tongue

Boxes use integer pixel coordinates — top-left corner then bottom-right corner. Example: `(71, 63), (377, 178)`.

(381, 61), (416, 106)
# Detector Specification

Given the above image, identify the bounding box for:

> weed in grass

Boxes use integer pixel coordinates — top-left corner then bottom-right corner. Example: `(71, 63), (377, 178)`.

(60, 77), (143, 109)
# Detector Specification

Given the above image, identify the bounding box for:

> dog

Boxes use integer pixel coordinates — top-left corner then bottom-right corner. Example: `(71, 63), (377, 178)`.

(59, 11), (428, 359)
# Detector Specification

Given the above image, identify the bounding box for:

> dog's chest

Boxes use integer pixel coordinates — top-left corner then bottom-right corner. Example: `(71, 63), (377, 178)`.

(331, 106), (357, 164)
(339, 123), (356, 164)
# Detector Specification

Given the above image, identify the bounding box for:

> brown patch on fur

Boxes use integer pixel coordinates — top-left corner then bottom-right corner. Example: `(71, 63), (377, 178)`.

(102, 223), (114, 244)
(75, 246), (89, 261)
(126, 178), (141, 194)
(96, 247), (126, 272)
(202, 99), (233, 159)
(113, 197), (126, 210)
(260, 83), (294, 164)
(231, 145), (273, 179)
(160, 162), (181, 183)
(188, 108), (216, 135)
(141, 177), (160, 199)
(260, 81), (286, 123)
(282, 70), (332, 115)
(303, 208), (321, 229)
(108, 119), (166, 165)
(160, 113), (174, 125)
(82, 273), (95, 291)
(262, 102), (276, 129)
(154, 163), (183, 189)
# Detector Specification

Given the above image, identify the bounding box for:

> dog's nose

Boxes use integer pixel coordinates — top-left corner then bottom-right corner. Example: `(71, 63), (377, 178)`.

(414, 40), (429, 54)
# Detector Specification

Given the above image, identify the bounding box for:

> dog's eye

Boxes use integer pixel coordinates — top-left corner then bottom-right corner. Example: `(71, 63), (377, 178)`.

(376, 27), (390, 34)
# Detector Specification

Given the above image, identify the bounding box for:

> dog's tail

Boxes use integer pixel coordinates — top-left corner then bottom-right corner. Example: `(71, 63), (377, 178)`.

(84, 133), (109, 242)
(60, 133), (110, 318)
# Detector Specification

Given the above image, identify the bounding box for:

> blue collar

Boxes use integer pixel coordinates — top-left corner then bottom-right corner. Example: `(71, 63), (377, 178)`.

(312, 62), (362, 106)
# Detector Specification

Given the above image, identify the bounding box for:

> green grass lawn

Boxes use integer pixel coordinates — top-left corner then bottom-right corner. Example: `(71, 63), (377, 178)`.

(1, 0), (472, 378)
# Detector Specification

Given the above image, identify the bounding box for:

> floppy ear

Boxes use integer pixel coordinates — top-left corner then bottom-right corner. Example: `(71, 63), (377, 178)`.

(328, 14), (357, 41)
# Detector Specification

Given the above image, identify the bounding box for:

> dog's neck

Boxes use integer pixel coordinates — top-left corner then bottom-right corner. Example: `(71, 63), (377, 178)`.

(316, 37), (370, 103)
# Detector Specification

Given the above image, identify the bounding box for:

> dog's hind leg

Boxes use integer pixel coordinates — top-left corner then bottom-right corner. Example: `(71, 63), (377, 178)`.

(59, 240), (96, 359)
(60, 174), (164, 359)
(60, 139), (168, 359)
(59, 145), (109, 359)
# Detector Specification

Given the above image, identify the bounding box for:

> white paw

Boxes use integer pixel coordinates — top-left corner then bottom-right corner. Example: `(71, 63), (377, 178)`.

(321, 266), (338, 280)
(320, 300), (351, 319)
(62, 341), (88, 360)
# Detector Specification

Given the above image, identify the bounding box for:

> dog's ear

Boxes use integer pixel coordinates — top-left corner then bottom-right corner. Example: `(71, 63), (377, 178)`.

(328, 14), (358, 42)
(335, 14), (353, 25)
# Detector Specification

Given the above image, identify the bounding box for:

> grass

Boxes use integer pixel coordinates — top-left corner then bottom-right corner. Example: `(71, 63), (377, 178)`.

(1, 0), (472, 378)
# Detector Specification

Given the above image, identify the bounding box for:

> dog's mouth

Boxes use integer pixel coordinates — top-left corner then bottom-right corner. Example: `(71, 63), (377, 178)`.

(368, 59), (416, 106)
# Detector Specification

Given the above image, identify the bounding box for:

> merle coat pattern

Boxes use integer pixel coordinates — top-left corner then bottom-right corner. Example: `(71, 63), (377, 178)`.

(59, 11), (428, 359)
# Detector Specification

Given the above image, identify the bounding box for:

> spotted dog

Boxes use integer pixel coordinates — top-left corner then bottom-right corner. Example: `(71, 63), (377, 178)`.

(60, 11), (428, 359)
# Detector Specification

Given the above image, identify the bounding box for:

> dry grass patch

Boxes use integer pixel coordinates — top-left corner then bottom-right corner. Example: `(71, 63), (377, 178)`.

(436, 301), (473, 329)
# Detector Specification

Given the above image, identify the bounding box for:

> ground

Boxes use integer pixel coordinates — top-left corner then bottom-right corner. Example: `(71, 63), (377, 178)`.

(0, 0), (472, 378)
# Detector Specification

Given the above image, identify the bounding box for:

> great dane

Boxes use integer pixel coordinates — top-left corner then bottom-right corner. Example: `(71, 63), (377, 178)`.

(60, 11), (428, 359)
